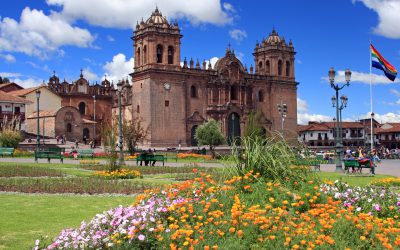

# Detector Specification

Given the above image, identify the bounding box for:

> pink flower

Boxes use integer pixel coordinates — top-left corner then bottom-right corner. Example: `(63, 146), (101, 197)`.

(138, 234), (145, 241)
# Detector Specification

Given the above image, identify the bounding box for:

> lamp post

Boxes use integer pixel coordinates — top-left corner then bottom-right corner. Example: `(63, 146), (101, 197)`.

(117, 81), (125, 166)
(93, 95), (96, 148)
(371, 112), (375, 152)
(329, 67), (351, 172)
(332, 94), (348, 149)
(277, 102), (287, 132)
(35, 90), (41, 150)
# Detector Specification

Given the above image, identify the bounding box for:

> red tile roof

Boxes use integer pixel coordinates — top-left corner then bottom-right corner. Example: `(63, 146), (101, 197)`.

(9, 86), (41, 97)
(376, 123), (400, 133)
(0, 90), (32, 104)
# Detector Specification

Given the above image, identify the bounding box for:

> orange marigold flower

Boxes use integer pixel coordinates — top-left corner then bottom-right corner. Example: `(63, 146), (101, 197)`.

(237, 230), (244, 238)
(360, 236), (366, 241)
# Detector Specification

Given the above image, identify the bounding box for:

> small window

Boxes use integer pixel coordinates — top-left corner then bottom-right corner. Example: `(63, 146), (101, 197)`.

(143, 45), (147, 64)
(190, 85), (197, 98)
(257, 90), (264, 102)
(266, 60), (270, 74)
(230, 85), (238, 100)
(140, 83), (143, 88)
(156, 44), (163, 63)
(78, 102), (86, 115)
(67, 123), (72, 132)
(258, 61), (263, 72)
(165, 100), (169, 107)
(278, 60), (282, 76)
(137, 105), (140, 113)
(286, 61), (290, 77)
(310, 133), (313, 137)
(168, 46), (174, 64)
(14, 106), (20, 114)
(137, 47), (141, 66)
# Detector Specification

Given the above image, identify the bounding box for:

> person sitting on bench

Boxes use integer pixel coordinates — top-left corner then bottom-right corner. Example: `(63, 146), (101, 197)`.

(139, 150), (148, 166)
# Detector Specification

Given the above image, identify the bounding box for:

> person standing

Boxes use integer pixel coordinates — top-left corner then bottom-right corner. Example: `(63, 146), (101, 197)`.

(83, 135), (87, 145)
(75, 139), (79, 149)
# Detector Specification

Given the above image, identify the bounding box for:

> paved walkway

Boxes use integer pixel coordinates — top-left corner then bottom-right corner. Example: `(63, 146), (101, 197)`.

(320, 160), (400, 177)
(1, 157), (399, 176)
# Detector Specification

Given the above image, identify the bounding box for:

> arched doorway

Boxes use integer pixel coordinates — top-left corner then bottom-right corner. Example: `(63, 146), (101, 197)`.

(78, 102), (85, 115)
(191, 125), (198, 146)
(228, 112), (240, 145)
(83, 128), (90, 140)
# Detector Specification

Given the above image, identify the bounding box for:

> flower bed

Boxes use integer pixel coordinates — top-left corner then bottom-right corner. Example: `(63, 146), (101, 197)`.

(371, 177), (400, 187)
(177, 153), (212, 160)
(94, 169), (142, 179)
(320, 180), (400, 218)
(79, 160), (100, 165)
(0, 165), (63, 177)
(0, 177), (155, 194)
(37, 172), (400, 249)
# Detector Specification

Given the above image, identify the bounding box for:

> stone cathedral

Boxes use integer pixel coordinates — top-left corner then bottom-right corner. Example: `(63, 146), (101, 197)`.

(129, 8), (298, 146)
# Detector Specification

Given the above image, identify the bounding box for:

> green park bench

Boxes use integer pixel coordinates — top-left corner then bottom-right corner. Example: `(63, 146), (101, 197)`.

(164, 153), (178, 163)
(343, 159), (373, 174)
(136, 154), (165, 166)
(77, 149), (94, 159)
(0, 147), (14, 157)
(35, 147), (64, 163)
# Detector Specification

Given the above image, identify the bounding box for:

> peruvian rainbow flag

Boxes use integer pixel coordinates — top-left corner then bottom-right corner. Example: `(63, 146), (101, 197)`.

(371, 44), (397, 81)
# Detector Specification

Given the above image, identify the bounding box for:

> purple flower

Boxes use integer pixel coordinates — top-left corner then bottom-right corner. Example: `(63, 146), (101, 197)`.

(138, 234), (145, 241)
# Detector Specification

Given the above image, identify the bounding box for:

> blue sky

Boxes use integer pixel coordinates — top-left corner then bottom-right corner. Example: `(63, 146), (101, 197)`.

(1, 0), (400, 124)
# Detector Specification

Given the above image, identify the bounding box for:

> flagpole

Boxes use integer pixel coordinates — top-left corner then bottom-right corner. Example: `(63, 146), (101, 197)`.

(369, 40), (373, 154)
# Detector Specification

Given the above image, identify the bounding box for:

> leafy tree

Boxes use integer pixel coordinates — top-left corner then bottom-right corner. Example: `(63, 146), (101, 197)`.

(195, 119), (225, 158)
(1, 77), (10, 83)
(101, 117), (119, 172)
(122, 117), (149, 154)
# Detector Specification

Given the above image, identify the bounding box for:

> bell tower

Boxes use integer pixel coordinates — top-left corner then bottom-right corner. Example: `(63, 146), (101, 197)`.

(132, 7), (182, 71)
(253, 29), (295, 79)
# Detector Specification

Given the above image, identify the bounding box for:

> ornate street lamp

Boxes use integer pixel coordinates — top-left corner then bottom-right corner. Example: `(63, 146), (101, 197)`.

(117, 81), (125, 166)
(329, 67), (351, 172)
(35, 90), (41, 153)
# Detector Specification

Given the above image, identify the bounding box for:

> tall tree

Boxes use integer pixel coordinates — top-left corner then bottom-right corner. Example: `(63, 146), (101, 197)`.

(195, 119), (225, 158)
(122, 117), (149, 154)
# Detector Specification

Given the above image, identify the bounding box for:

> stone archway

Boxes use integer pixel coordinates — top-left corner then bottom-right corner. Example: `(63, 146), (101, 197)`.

(191, 125), (198, 146)
(228, 112), (240, 145)
(83, 128), (90, 140)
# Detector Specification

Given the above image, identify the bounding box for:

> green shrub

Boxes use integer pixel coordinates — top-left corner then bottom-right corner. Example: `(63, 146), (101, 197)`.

(0, 129), (22, 148)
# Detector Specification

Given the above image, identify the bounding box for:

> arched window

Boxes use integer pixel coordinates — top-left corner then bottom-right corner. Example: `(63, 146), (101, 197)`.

(78, 102), (86, 115)
(137, 105), (140, 113)
(137, 47), (141, 66)
(258, 61), (263, 72)
(278, 60), (283, 76)
(168, 46), (174, 64)
(67, 123), (72, 132)
(286, 61), (290, 77)
(143, 45), (147, 64)
(231, 85), (238, 100)
(266, 60), (270, 74)
(156, 44), (163, 63)
(258, 90), (264, 102)
(190, 85), (197, 98)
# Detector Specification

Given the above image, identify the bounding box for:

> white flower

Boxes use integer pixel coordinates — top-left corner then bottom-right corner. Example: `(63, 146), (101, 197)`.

(356, 207), (361, 212)
(368, 198), (372, 202)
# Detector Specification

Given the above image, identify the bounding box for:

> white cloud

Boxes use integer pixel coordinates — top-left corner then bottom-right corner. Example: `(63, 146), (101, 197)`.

(297, 97), (332, 124)
(359, 111), (400, 123)
(0, 53), (16, 63)
(106, 35), (115, 42)
(0, 72), (22, 78)
(9, 77), (43, 88)
(229, 29), (247, 42)
(297, 98), (308, 112)
(389, 89), (400, 97)
(83, 67), (99, 81)
(0, 7), (95, 58)
(223, 2), (235, 13)
(103, 53), (134, 83)
(205, 57), (219, 69)
(47, 0), (234, 28)
(322, 70), (400, 85)
(355, 0), (400, 39)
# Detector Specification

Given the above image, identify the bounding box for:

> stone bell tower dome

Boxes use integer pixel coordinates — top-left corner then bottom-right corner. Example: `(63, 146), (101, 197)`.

(132, 7), (182, 72)
(253, 28), (295, 79)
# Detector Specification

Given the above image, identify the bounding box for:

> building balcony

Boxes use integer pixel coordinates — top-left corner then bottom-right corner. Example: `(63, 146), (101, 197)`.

(0, 112), (25, 120)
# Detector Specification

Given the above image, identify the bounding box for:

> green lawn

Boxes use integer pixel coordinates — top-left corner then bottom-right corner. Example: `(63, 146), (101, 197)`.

(317, 172), (394, 186)
(0, 194), (134, 250)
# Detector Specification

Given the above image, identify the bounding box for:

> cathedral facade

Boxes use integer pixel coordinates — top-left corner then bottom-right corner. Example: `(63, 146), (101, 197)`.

(130, 8), (298, 147)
